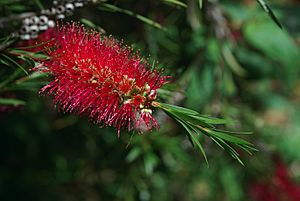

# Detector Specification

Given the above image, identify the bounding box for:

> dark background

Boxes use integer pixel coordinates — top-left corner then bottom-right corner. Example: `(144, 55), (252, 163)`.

(1, 0), (300, 200)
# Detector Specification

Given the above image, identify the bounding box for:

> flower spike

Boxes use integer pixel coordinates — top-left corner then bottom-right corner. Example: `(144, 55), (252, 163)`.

(34, 23), (256, 164)
(34, 23), (169, 134)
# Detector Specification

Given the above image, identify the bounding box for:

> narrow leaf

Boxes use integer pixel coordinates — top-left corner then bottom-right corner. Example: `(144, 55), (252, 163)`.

(1, 54), (29, 75)
(202, 128), (253, 146)
(222, 45), (247, 77)
(156, 102), (256, 164)
(190, 114), (229, 125)
(0, 98), (26, 106)
(213, 136), (245, 165)
(212, 128), (253, 135)
(174, 115), (208, 164)
(198, 0), (203, 9)
(256, 0), (282, 29)
(8, 49), (49, 60)
(162, 0), (187, 8)
(126, 147), (141, 163)
(155, 102), (199, 116)
(99, 3), (164, 30)
(80, 18), (96, 28)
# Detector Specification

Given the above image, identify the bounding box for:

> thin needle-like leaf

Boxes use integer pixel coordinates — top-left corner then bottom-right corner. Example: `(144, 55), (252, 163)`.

(162, 0), (187, 8)
(256, 0), (282, 29)
(222, 45), (247, 77)
(99, 3), (165, 30)
(198, 0), (203, 9)
(0, 98), (26, 106)
(8, 49), (49, 60)
(1, 54), (29, 75)
(154, 101), (256, 164)
(174, 115), (208, 165)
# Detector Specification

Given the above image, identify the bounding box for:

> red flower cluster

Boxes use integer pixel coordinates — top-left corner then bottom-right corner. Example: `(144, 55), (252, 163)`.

(249, 158), (300, 201)
(35, 23), (168, 134)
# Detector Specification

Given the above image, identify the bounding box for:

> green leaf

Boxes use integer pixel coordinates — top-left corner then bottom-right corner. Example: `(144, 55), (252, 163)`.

(198, 0), (203, 9)
(244, 20), (300, 86)
(173, 115), (208, 164)
(212, 128), (252, 135)
(14, 39), (53, 51)
(256, 0), (282, 29)
(190, 114), (230, 125)
(155, 102), (199, 116)
(202, 128), (253, 146)
(185, 66), (214, 110)
(155, 102), (230, 125)
(155, 102), (257, 164)
(1, 54), (29, 75)
(162, 0), (187, 8)
(35, 0), (44, 10)
(0, 58), (9, 66)
(27, 71), (47, 80)
(169, 115), (208, 163)
(99, 3), (165, 30)
(212, 137), (245, 165)
(8, 49), (49, 60)
(80, 18), (96, 28)
(126, 147), (141, 163)
(144, 153), (159, 175)
(0, 98), (26, 106)
(0, 35), (17, 51)
(222, 45), (247, 77)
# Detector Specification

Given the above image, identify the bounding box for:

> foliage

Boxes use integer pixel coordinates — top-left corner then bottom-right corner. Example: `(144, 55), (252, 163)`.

(1, 0), (300, 201)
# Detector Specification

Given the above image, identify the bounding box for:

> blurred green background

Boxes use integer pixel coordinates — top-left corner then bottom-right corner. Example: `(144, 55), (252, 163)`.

(1, 0), (300, 200)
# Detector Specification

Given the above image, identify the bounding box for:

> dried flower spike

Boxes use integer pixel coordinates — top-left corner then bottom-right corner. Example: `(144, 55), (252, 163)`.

(35, 23), (169, 135)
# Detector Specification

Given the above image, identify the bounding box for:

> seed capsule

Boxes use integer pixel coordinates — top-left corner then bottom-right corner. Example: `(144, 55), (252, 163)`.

(74, 2), (84, 7)
(30, 33), (38, 39)
(22, 18), (31, 25)
(57, 14), (65, 19)
(39, 16), (48, 25)
(30, 16), (39, 25)
(65, 3), (75, 11)
(20, 34), (31, 40)
(30, 25), (39, 34)
(48, 20), (55, 28)
(20, 25), (30, 34)
(56, 5), (65, 14)
(65, 3), (75, 15)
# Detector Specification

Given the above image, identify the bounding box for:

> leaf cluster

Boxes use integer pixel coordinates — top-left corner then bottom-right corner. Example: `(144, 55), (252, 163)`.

(155, 102), (257, 165)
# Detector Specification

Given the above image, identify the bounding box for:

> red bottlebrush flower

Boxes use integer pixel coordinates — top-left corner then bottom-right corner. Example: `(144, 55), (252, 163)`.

(249, 158), (300, 201)
(34, 23), (169, 135)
